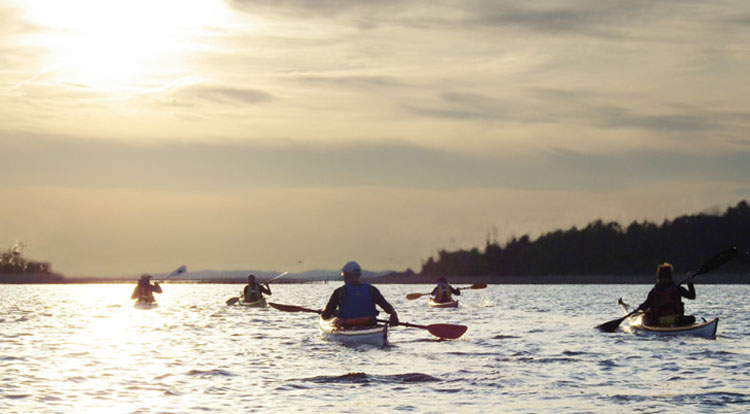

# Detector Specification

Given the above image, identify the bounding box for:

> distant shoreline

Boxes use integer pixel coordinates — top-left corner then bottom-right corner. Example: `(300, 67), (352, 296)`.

(4, 272), (747, 284)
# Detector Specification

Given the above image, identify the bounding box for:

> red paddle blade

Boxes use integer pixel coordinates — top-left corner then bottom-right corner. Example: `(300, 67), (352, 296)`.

(268, 302), (321, 314)
(470, 282), (487, 289)
(427, 324), (467, 340)
(406, 293), (426, 300)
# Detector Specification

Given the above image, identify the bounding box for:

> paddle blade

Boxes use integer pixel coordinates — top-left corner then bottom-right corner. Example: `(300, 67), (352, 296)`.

(427, 323), (468, 340)
(170, 265), (187, 277)
(268, 302), (322, 314)
(596, 315), (627, 333)
(268, 271), (289, 283)
(406, 293), (426, 300)
(469, 282), (487, 289)
(226, 297), (239, 306)
(695, 247), (737, 276)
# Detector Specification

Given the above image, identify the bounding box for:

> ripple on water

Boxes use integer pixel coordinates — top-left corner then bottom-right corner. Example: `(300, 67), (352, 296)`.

(186, 369), (234, 377)
(675, 391), (750, 406)
(297, 372), (441, 385)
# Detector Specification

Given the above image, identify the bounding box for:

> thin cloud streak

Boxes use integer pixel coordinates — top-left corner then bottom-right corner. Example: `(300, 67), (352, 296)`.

(1, 136), (748, 192)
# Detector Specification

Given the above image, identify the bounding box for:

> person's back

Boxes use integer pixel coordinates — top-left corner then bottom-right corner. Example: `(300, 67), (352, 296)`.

(431, 278), (460, 303)
(131, 274), (162, 303)
(321, 261), (399, 327)
(638, 263), (695, 326)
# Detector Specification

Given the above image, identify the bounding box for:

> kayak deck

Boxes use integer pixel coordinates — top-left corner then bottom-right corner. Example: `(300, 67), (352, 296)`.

(618, 299), (718, 339)
(238, 296), (267, 308)
(318, 317), (388, 347)
(428, 298), (458, 308)
(134, 300), (158, 309)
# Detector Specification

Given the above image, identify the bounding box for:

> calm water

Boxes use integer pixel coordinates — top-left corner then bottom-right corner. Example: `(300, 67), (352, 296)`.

(1, 283), (749, 413)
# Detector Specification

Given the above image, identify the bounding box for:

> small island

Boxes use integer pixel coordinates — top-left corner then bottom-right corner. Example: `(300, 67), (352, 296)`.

(0, 243), (64, 283)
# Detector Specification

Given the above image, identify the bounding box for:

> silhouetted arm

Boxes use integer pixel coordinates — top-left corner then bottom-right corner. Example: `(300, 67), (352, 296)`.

(681, 282), (696, 300)
(637, 289), (655, 311)
(321, 287), (343, 319)
(370, 286), (396, 315)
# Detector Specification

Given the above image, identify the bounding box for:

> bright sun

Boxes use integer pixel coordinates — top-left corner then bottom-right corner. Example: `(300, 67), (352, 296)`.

(17, 0), (229, 92)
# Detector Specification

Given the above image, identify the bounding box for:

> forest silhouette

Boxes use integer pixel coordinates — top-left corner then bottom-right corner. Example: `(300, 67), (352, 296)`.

(386, 200), (750, 283)
(3, 201), (749, 284)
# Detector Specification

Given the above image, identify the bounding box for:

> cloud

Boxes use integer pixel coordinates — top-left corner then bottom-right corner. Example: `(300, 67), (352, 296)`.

(405, 91), (515, 121)
(183, 85), (275, 105)
(1, 134), (749, 193)
(294, 75), (403, 90)
(226, 0), (406, 21)
(593, 105), (717, 132)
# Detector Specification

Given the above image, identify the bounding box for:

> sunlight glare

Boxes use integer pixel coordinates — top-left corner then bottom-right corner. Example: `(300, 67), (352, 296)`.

(18, 0), (229, 91)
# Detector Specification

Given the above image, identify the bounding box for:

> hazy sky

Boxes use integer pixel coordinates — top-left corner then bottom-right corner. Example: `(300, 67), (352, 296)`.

(1, 0), (749, 276)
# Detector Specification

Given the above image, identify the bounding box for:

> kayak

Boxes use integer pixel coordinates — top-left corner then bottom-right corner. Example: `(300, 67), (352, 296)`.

(238, 296), (267, 308)
(318, 317), (388, 347)
(428, 298), (458, 308)
(134, 300), (158, 309)
(618, 301), (718, 339)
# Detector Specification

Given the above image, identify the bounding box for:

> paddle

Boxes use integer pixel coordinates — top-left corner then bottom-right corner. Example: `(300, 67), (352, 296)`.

(158, 265), (187, 283)
(406, 282), (487, 300)
(226, 271), (287, 305)
(268, 302), (468, 340)
(596, 247), (737, 333)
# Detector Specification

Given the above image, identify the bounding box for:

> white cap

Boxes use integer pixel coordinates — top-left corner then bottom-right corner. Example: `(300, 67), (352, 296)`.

(341, 261), (362, 276)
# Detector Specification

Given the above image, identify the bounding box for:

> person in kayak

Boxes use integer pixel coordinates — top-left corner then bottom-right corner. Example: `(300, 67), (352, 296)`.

(321, 261), (399, 327)
(131, 274), (162, 303)
(430, 277), (461, 303)
(636, 262), (696, 326)
(243, 274), (271, 303)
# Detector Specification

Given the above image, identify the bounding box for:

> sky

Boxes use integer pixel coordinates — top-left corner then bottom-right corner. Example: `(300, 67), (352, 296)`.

(1, 0), (749, 277)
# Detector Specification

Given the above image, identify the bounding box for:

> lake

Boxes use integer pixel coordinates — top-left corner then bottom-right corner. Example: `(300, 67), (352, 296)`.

(1, 283), (748, 413)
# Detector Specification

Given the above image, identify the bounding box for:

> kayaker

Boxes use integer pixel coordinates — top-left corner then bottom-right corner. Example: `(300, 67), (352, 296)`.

(131, 274), (162, 303)
(636, 262), (696, 326)
(243, 274), (271, 303)
(430, 277), (461, 303)
(321, 261), (399, 327)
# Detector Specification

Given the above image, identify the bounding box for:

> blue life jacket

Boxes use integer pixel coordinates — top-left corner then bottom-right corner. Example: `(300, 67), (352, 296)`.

(339, 283), (376, 319)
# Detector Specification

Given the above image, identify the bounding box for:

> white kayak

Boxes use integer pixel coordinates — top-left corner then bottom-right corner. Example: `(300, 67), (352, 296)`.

(619, 300), (718, 339)
(318, 317), (388, 347)
(134, 300), (158, 309)
(238, 296), (267, 308)
(428, 298), (458, 308)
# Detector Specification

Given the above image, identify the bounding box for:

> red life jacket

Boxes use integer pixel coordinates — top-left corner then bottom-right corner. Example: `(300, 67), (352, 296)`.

(651, 284), (684, 317)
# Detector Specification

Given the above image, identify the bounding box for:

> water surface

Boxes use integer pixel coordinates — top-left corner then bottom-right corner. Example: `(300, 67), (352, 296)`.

(1, 284), (748, 413)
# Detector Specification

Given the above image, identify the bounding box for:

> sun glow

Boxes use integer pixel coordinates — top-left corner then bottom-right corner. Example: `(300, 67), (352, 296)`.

(17, 0), (229, 92)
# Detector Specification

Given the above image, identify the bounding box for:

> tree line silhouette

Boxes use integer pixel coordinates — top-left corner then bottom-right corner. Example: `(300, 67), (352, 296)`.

(0, 242), (63, 283)
(395, 200), (750, 280)
(4, 201), (749, 283)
